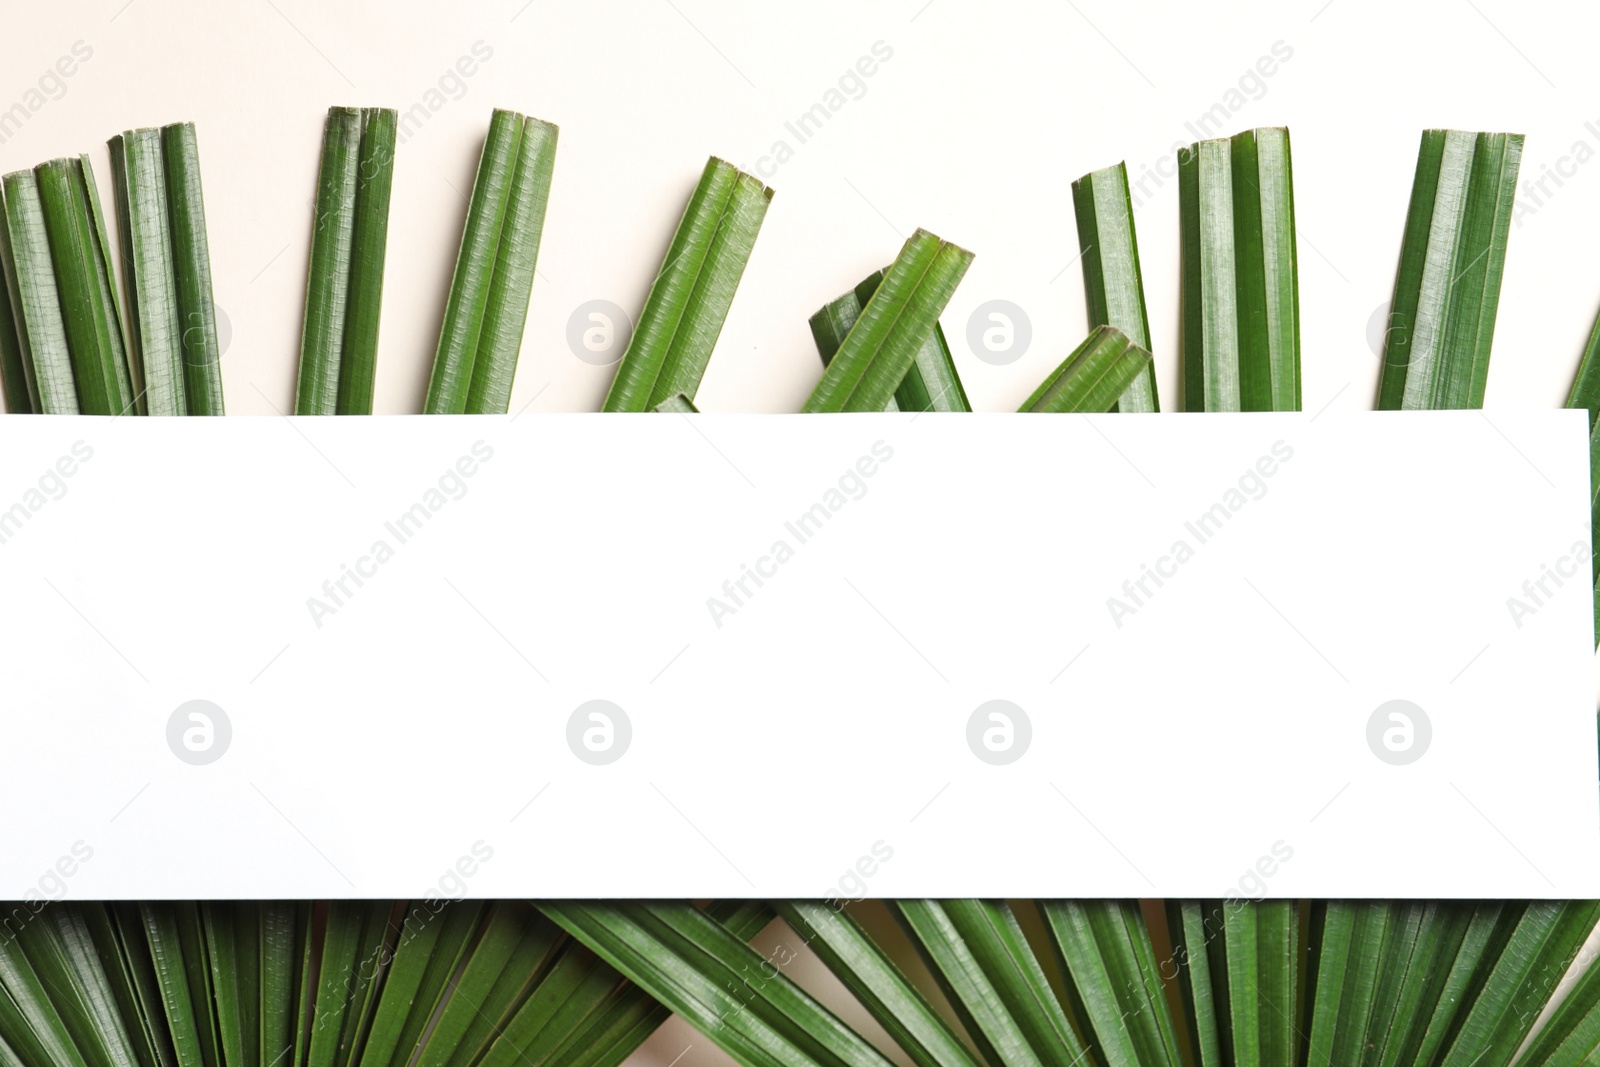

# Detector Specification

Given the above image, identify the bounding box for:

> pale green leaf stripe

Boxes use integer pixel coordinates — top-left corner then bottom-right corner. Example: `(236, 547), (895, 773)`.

(776, 902), (982, 1067)
(802, 229), (973, 413)
(1072, 161), (1158, 412)
(465, 115), (557, 414)
(426, 108), (524, 414)
(541, 901), (894, 1067)
(1, 171), (77, 413)
(296, 107), (364, 416)
(110, 128), (187, 416)
(162, 122), (225, 415)
(654, 392), (698, 413)
(1378, 129), (1522, 411)
(35, 157), (133, 416)
(1017, 324), (1151, 413)
(602, 157), (772, 412)
(1043, 900), (1183, 1067)
(1179, 126), (1300, 413)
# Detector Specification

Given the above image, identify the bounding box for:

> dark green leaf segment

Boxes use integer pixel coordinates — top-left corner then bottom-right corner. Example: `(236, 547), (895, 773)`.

(602, 157), (772, 412)
(110, 123), (226, 415)
(1179, 126), (1300, 413)
(426, 108), (558, 415)
(1073, 161), (1158, 412)
(0, 158), (133, 414)
(809, 268), (970, 412)
(295, 107), (398, 416)
(1378, 130), (1523, 410)
(803, 228), (972, 413)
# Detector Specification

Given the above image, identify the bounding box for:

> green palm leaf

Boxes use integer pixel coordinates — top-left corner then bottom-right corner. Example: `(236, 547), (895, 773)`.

(0, 223), (30, 412)
(2, 170), (81, 413)
(1073, 161), (1158, 412)
(809, 269), (969, 412)
(34, 156), (136, 415)
(541, 901), (894, 1067)
(305, 902), (391, 1067)
(1377, 130), (1523, 410)
(297, 108), (397, 416)
(527, 901), (772, 1067)
(427, 109), (558, 415)
(1439, 901), (1600, 1067)
(802, 229), (972, 413)
(160, 123), (225, 415)
(1016, 324), (1151, 413)
(775, 902), (981, 1067)
(1042, 900), (1182, 1066)
(1564, 321), (1600, 644)
(894, 899), (1085, 1067)
(109, 129), (191, 416)
(355, 901), (483, 1067)
(412, 903), (561, 1067)
(1179, 126), (1299, 412)
(601, 157), (772, 412)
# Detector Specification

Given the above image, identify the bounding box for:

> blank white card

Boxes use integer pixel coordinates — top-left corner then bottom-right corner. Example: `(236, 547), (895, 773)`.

(0, 411), (1592, 900)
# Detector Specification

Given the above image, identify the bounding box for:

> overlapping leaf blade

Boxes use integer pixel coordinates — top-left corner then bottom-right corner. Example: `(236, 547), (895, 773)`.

(808, 269), (969, 412)
(802, 229), (972, 413)
(1016, 324), (1151, 413)
(541, 901), (894, 1067)
(776, 902), (981, 1067)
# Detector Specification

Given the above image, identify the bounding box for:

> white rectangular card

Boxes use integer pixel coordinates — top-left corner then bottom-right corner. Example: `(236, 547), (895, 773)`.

(0, 411), (1592, 900)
